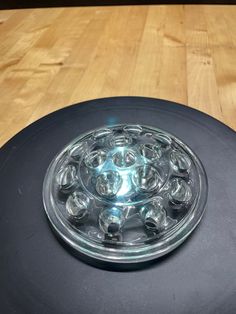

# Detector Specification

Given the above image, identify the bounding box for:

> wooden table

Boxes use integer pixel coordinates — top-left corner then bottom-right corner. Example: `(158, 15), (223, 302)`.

(0, 5), (236, 146)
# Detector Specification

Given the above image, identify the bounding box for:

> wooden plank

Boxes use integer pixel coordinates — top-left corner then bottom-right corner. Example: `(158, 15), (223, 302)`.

(186, 5), (223, 122)
(0, 5), (236, 146)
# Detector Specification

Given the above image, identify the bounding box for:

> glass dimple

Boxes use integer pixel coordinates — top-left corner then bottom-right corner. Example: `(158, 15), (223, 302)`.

(66, 191), (90, 221)
(153, 133), (172, 149)
(56, 164), (78, 193)
(133, 165), (162, 192)
(110, 134), (132, 147)
(99, 208), (125, 235)
(112, 149), (136, 168)
(140, 197), (166, 232)
(69, 142), (88, 160)
(96, 171), (122, 198)
(170, 151), (191, 173)
(93, 128), (112, 140)
(85, 150), (107, 169)
(123, 125), (143, 135)
(140, 143), (162, 161)
(169, 178), (192, 205)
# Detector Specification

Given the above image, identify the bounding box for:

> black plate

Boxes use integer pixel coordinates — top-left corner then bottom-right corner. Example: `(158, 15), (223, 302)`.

(0, 97), (236, 314)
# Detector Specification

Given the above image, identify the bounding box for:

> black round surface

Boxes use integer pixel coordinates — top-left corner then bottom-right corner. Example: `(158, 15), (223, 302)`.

(0, 97), (236, 314)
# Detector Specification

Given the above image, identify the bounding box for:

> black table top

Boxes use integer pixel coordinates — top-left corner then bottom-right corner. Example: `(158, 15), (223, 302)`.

(0, 97), (236, 314)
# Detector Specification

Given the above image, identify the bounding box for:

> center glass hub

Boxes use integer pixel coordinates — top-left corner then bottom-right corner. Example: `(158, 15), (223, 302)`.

(80, 142), (167, 206)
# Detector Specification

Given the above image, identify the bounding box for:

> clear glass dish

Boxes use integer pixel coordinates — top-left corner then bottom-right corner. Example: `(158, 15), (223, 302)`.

(43, 124), (207, 263)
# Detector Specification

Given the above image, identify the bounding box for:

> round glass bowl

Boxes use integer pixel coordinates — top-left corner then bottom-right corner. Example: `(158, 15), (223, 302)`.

(43, 124), (207, 264)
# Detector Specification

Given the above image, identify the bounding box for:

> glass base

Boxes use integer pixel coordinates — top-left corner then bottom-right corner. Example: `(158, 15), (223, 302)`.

(43, 124), (207, 263)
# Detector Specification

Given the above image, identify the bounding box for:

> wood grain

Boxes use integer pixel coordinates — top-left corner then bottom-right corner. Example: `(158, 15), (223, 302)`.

(0, 5), (236, 146)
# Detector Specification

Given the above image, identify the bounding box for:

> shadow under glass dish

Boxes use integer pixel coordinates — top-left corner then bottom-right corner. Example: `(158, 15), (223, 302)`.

(43, 124), (207, 263)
